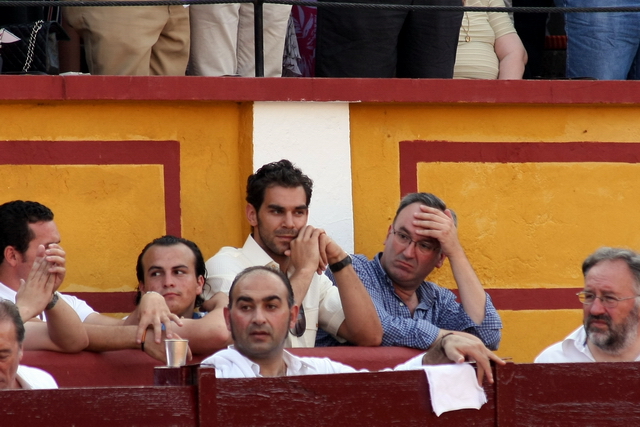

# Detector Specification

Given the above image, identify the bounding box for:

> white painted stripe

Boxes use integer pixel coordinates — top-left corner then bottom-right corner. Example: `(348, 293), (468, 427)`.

(252, 101), (354, 252)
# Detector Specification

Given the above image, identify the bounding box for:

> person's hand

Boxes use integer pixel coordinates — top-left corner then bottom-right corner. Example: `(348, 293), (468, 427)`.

(132, 291), (183, 344)
(15, 245), (56, 321)
(423, 331), (506, 385)
(285, 225), (325, 275)
(143, 329), (192, 364)
(412, 206), (462, 257)
(44, 243), (66, 291)
(318, 233), (348, 273)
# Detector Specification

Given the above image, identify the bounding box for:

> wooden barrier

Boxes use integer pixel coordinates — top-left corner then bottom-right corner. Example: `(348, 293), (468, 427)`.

(4, 361), (640, 426)
(21, 346), (423, 387)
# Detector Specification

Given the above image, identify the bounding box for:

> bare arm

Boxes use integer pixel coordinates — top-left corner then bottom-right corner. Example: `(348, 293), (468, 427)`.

(84, 293), (230, 355)
(495, 32), (528, 80)
(322, 237), (382, 346)
(413, 206), (487, 324)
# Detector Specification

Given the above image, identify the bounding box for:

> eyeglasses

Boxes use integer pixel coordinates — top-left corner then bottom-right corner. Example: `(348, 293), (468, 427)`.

(392, 229), (440, 254)
(576, 291), (640, 308)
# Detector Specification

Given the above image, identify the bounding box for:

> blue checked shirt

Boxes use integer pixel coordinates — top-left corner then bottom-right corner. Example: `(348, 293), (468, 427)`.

(318, 253), (502, 350)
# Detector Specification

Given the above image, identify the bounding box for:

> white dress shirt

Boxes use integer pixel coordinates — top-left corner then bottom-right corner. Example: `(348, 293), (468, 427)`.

(205, 236), (345, 347)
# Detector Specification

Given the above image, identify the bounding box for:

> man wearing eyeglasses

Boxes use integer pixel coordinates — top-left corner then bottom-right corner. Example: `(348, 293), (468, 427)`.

(204, 159), (382, 348)
(535, 247), (640, 363)
(317, 192), (502, 352)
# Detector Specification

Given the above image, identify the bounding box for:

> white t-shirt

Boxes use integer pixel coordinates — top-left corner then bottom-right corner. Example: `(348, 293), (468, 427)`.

(0, 282), (97, 322)
(16, 365), (58, 389)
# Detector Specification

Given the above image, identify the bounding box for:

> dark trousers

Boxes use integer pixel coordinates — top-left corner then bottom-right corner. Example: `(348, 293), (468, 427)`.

(316, 0), (463, 78)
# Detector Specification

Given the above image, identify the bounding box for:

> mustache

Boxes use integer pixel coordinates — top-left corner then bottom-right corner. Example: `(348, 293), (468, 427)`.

(586, 314), (611, 327)
(274, 229), (298, 237)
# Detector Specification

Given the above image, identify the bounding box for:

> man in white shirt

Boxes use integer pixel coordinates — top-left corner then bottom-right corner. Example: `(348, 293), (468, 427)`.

(0, 300), (57, 390)
(536, 247), (640, 363)
(204, 160), (382, 348)
(0, 200), (88, 353)
(202, 266), (504, 384)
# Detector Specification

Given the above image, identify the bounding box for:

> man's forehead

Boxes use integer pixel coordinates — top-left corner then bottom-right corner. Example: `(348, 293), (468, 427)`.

(263, 185), (307, 205)
(28, 220), (61, 246)
(232, 271), (288, 300)
(585, 259), (636, 289)
(143, 244), (195, 269)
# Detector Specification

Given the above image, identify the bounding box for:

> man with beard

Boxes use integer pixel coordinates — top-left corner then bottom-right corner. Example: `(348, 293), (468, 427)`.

(203, 266), (505, 385)
(204, 159), (382, 348)
(536, 247), (640, 363)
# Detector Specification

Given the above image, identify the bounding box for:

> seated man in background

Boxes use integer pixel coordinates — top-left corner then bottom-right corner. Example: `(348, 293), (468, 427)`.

(204, 159), (382, 348)
(0, 299), (57, 390)
(536, 247), (640, 363)
(0, 200), (88, 352)
(84, 235), (231, 359)
(203, 266), (504, 384)
(318, 192), (502, 350)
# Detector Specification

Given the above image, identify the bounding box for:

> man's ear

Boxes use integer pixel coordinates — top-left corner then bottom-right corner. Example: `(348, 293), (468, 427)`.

(195, 275), (205, 295)
(3, 246), (20, 268)
(435, 252), (447, 269)
(138, 281), (146, 294)
(223, 306), (232, 332)
(289, 304), (300, 329)
(383, 224), (394, 244)
(246, 203), (258, 227)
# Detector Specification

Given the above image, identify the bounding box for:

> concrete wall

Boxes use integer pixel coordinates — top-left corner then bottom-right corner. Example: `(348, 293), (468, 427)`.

(3, 76), (640, 362)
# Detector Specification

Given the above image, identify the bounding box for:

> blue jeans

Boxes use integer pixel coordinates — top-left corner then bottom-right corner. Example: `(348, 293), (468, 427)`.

(555, 0), (640, 80)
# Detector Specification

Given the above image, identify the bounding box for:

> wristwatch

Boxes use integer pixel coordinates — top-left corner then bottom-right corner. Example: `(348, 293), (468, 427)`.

(329, 255), (352, 273)
(45, 292), (60, 310)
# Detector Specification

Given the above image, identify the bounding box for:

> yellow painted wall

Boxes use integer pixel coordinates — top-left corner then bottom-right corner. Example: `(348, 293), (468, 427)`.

(0, 101), (252, 293)
(350, 103), (640, 362)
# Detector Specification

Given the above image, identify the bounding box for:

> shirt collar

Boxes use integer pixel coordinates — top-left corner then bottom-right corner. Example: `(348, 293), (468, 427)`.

(373, 252), (435, 308)
(242, 235), (279, 268)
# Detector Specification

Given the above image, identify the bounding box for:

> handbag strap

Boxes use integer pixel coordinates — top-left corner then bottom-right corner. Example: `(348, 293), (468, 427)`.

(23, 20), (44, 73)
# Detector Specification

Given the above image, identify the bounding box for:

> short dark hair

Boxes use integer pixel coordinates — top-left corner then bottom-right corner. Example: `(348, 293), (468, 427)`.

(228, 266), (295, 309)
(134, 235), (207, 308)
(582, 247), (640, 293)
(0, 300), (25, 345)
(246, 159), (313, 212)
(0, 200), (54, 264)
(394, 193), (457, 226)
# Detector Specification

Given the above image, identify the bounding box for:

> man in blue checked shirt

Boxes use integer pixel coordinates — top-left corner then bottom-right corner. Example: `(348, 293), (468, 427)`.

(319, 192), (502, 351)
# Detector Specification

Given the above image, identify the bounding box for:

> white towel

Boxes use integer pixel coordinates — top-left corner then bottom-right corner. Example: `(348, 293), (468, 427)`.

(421, 363), (487, 416)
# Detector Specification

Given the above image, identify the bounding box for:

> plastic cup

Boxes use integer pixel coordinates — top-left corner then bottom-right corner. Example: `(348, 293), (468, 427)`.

(164, 338), (188, 367)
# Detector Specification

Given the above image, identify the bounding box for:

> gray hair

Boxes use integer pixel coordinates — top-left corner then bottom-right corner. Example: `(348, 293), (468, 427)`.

(582, 247), (640, 293)
(394, 193), (457, 226)
(0, 300), (25, 345)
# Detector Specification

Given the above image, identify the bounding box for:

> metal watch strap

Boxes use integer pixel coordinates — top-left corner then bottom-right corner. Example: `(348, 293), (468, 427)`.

(45, 291), (59, 310)
(329, 255), (352, 273)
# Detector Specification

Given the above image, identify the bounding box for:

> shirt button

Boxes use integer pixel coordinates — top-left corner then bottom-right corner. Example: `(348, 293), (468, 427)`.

(399, 302), (404, 306)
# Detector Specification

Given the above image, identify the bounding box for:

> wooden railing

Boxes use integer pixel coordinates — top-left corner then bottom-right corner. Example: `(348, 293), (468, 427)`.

(4, 360), (640, 426)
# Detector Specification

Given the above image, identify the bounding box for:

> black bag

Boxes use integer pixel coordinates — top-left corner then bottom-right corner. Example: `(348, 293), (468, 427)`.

(0, 20), (70, 74)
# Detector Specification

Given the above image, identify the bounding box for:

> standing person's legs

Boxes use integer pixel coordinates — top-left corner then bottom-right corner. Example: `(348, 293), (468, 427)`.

(151, 5), (190, 76)
(316, 0), (409, 77)
(236, 3), (292, 77)
(189, 3), (242, 76)
(561, 0), (640, 80)
(397, 0), (462, 78)
(64, 5), (167, 75)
